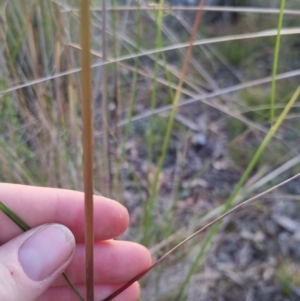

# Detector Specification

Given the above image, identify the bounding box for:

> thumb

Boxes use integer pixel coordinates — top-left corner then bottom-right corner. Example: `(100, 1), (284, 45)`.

(0, 224), (75, 301)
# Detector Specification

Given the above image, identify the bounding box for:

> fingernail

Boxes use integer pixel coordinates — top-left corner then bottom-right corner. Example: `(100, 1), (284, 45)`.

(18, 224), (75, 281)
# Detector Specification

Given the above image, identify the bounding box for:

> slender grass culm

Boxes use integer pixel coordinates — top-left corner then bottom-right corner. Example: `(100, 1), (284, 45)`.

(80, 0), (95, 300)
(270, 0), (286, 125)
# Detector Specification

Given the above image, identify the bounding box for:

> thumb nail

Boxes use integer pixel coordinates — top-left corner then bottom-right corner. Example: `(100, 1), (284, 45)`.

(18, 224), (75, 281)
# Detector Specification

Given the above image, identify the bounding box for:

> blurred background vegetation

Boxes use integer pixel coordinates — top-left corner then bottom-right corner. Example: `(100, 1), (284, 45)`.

(1, 0), (300, 300)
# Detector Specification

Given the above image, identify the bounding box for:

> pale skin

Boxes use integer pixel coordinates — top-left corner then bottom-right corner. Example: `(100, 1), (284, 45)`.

(0, 183), (152, 301)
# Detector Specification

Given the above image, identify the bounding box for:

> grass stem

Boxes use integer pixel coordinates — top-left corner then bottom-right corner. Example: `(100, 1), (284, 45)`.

(270, 0), (286, 124)
(80, 0), (94, 299)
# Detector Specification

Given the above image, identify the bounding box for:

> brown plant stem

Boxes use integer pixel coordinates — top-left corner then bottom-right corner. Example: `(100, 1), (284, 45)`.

(80, 0), (94, 299)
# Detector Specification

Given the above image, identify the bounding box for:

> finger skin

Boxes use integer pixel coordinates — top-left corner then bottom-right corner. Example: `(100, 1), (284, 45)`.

(0, 184), (151, 301)
(38, 282), (140, 301)
(0, 184), (129, 243)
(0, 226), (74, 301)
(52, 240), (152, 285)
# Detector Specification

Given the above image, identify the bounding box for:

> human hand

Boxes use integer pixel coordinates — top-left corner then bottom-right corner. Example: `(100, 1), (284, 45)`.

(0, 184), (151, 301)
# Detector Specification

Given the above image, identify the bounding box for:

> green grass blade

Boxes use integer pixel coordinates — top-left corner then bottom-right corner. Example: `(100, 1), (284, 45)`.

(146, 0), (168, 176)
(63, 273), (85, 301)
(270, 0), (286, 124)
(0, 201), (85, 301)
(0, 201), (30, 231)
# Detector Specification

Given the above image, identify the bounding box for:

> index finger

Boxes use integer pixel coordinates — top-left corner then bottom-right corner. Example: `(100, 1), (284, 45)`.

(0, 184), (129, 244)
